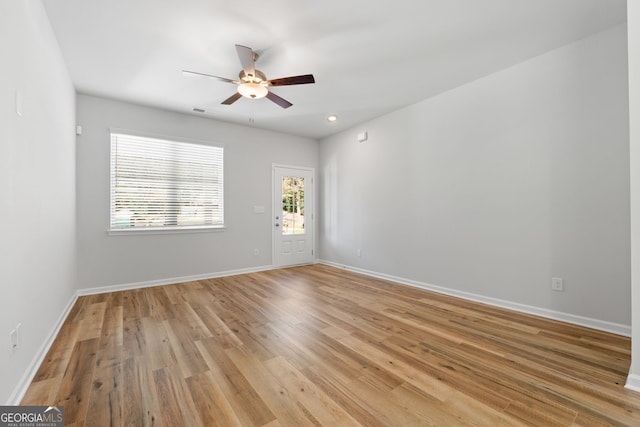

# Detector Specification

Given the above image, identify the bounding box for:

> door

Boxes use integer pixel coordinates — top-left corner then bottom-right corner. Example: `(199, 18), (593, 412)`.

(273, 166), (314, 267)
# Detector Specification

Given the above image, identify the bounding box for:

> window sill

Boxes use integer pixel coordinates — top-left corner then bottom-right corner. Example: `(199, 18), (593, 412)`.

(108, 226), (226, 236)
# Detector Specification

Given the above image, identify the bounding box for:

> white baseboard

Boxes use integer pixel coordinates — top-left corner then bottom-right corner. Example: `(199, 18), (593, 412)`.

(78, 265), (274, 296)
(626, 374), (640, 392)
(7, 292), (78, 405)
(318, 260), (631, 337)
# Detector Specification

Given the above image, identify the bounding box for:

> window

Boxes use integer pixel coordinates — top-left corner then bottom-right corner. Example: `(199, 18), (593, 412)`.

(110, 132), (224, 232)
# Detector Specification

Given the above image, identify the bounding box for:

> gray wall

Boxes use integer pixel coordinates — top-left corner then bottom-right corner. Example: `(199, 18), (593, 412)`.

(76, 95), (318, 290)
(0, 1), (77, 403)
(319, 25), (630, 327)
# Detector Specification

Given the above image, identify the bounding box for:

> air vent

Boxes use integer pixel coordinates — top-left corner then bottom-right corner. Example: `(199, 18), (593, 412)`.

(193, 108), (205, 113)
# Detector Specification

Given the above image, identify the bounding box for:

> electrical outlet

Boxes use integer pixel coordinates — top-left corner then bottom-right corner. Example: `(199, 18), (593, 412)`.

(253, 248), (259, 256)
(356, 249), (361, 257)
(9, 327), (19, 353)
(551, 277), (564, 292)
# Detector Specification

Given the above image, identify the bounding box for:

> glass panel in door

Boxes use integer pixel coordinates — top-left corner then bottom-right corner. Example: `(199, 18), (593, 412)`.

(281, 176), (305, 235)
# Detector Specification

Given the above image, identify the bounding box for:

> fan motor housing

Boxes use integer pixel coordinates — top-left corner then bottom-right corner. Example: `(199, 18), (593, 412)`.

(240, 69), (267, 84)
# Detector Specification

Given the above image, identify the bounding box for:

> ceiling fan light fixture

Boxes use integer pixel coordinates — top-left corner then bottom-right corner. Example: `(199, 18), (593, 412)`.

(237, 82), (268, 99)
(185, 45), (314, 108)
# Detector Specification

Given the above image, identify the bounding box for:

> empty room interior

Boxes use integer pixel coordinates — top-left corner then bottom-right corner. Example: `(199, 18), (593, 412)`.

(3, 0), (640, 425)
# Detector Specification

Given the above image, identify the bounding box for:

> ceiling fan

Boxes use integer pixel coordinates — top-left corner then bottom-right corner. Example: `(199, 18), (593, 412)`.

(183, 44), (315, 109)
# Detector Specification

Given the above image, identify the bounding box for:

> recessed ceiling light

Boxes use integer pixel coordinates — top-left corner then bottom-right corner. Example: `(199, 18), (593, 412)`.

(327, 115), (337, 122)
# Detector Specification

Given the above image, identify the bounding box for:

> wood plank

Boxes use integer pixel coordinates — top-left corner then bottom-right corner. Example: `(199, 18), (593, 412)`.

(163, 318), (208, 378)
(121, 357), (163, 427)
(20, 377), (61, 405)
(153, 365), (201, 426)
(263, 356), (361, 426)
(76, 303), (107, 341)
(338, 333), (456, 402)
(141, 317), (176, 371)
(122, 317), (146, 359)
(53, 338), (99, 425)
(195, 338), (277, 426)
(96, 305), (123, 369)
(225, 346), (322, 426)
(32, 320), (80, 382)
(84, 363), (123, 427)
(164, 302), (213, 341)
(302, 364), (387, 427)
(189, 303), (243, 349)
(185, 371), (243, 427)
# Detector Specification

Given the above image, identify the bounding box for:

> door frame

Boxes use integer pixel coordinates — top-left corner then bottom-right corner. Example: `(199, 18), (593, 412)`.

(272, 164), (316, 268)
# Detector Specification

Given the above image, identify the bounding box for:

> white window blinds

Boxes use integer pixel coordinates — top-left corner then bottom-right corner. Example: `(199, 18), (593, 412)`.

(110, 132), (224, 231)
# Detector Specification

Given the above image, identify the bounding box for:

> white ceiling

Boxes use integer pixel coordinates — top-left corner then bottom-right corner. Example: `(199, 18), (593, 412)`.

(42, 0), (626, 139)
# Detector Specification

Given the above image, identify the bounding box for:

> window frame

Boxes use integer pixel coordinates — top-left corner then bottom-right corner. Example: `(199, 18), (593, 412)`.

(109, 129), (225, 234)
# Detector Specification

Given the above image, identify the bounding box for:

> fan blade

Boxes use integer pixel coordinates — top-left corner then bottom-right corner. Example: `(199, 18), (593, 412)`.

(235, 44), (256, 79)
(266, 91), (293, 109)
(268, 74), (315, 86)
(182, 70), (236, 83)
(221, 92), (243, 105)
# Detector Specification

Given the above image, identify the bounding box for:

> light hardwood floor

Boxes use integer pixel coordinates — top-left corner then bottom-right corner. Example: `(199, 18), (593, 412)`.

(22, 264), (640, 426)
